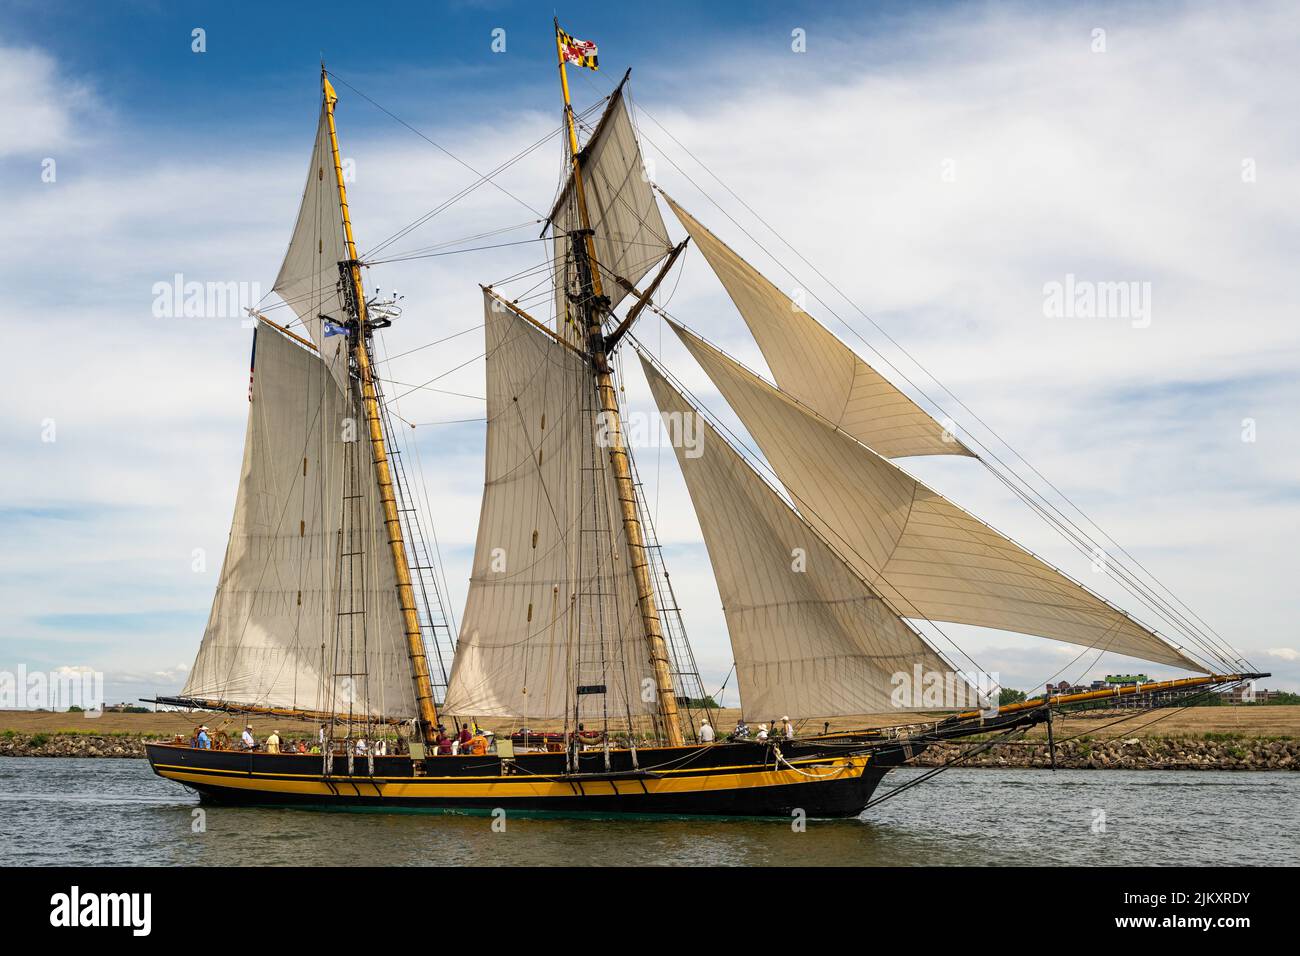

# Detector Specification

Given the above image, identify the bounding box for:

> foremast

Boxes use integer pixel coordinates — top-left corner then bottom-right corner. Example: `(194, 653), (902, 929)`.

(553, 23), (684, 746)
(322, 68), (440, 746)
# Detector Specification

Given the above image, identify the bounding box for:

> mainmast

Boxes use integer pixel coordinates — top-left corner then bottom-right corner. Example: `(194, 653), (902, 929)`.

(322, 68), (440, 746)
(553, 23), (684, 746)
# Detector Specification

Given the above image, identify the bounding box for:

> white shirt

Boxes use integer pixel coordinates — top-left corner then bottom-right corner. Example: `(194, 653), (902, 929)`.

(700, 724), (715, 743)
(784, 723), (795, 740)
(241, 730), (254, 748)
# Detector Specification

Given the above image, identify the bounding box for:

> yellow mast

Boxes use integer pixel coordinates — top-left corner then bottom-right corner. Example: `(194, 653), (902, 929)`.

(553, 23), (684, 746)
(321, 69), (440, 746)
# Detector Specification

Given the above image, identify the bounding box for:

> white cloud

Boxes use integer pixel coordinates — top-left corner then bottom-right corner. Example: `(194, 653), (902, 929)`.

(0, 41), (93, 158)
(3, 1), (1298, 700)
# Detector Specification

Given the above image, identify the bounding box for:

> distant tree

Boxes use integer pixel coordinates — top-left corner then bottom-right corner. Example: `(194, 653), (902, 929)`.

(1265, 691), (1300, 706)
(682, 696), (720, 709)
(999, 688), (1027, 706)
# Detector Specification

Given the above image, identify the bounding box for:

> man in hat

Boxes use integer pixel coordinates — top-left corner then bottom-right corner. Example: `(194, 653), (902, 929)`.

(435, 725), (453, 755)
(756, 723), (769, 741)
(265, 729), (281, 754)
(196, 726), (211, 749)
(240, 725), (255, 750)
(699, 719), (715, 744)
(782, 716), (795, 740)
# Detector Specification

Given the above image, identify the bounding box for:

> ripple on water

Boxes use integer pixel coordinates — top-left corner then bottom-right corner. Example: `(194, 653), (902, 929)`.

(0, 759), (1295, 866)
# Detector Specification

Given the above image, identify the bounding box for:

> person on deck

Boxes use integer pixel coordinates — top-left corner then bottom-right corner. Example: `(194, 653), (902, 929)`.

(733, 719), (750, 740)
(355, 738), (368, 756)
(699, 720), (715, 743)
(467, 730), (489, 756)
(241, 726), (255, 750)
(756, 724), (768, 741)
(265, 730), (281, 754)
(435, 728), (453, 755)
(196, 726), (211, 749)
(295, 739), (307, 754)
(782, 716), (795, 741)
(456, 724), (473, 752)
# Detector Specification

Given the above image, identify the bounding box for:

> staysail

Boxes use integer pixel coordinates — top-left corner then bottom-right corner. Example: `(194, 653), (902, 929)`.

(551, 84), (672, 341)
(181, 322), (419, 718)
(640, 354), (977, 717)
(668, 322), (1204, 671)
(662, 194), (970, 459)
(442, 291), (658, 720)
(272, 82), (351, 389)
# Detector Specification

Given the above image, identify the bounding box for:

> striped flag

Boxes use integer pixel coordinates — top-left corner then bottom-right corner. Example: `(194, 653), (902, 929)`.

(557, 26), (598, 70)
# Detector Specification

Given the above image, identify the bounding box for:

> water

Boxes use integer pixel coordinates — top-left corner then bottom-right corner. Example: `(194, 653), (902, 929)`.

(0, 758), (1295, 866)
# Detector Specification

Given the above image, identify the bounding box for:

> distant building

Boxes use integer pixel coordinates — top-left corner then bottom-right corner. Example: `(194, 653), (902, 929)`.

(1217, 687), (1283, 705)
(1105, 674), (1150, 685)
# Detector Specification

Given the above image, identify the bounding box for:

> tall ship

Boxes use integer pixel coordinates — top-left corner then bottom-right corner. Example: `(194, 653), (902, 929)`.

(145, 23), (1262, 817)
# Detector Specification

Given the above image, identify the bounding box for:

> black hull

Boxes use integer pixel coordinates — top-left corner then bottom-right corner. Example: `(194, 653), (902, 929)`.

(146, 740), (909, 819)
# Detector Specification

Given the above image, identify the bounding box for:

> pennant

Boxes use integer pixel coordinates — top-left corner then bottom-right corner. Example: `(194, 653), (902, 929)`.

(557, 27), (599, 70)
(323, 320), (348, 337)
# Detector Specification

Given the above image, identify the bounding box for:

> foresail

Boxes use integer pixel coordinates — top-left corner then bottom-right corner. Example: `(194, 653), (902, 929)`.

(669, 322), (1204, 672)
(639, 353), (975, 718)
(442, 291), (657, 720)
(272, 86), (350, 390)
(551, 85), (672, 341)
(662, 195), (971, 458)
(182, 322), (419, 718)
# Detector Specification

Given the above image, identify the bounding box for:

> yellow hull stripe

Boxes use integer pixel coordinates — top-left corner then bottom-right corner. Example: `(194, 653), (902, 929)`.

(155, 756), (868, 800)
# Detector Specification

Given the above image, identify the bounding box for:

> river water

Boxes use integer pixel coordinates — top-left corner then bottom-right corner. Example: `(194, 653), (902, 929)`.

(0, 758), (1294, 866)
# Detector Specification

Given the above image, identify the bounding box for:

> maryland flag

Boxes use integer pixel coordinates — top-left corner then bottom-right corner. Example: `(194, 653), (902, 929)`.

(557, 26), (599, 70)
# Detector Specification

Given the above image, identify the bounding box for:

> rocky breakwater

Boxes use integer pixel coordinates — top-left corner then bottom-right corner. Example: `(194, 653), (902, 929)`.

(911, 735), (1299, 770)
(0, 732), (150, 758)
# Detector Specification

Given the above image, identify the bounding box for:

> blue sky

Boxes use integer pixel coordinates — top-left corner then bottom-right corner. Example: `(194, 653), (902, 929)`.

(2, 0), (1298, 709)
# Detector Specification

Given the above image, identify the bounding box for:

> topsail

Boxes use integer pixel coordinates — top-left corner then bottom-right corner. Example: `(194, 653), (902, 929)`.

(551, 84), (672, 341)
(273, 82), (352, 390)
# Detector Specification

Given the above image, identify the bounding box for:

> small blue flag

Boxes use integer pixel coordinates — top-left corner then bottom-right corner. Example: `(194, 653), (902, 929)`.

(323, 321), (348, 337)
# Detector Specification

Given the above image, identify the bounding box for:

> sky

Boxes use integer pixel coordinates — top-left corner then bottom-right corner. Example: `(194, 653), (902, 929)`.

(1, 0), (1297, 711)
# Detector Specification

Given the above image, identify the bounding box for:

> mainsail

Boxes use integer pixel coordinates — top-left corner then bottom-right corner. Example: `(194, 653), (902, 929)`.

(273, 82), (351, 389)
(551, 83), (672, 341)
(640, 354), (975, 717)
(442, 291), (657, 720)
(662, 194), (970, 459)
(182, 322), (419, 718)
(667, 321), (1204, 671)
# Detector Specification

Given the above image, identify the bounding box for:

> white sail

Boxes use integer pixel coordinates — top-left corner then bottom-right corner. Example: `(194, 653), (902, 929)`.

(669, 322), (1204, 671)
(663, 195), (971, 459)
(443, 291), (658, 720)
(182, 322), (419, 718)
(551, 85), (672, 340)
(640, 354), (977, 718)
(272, 84), (351, 390)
